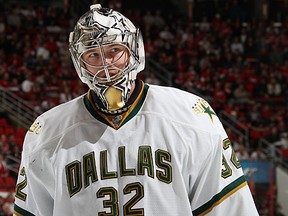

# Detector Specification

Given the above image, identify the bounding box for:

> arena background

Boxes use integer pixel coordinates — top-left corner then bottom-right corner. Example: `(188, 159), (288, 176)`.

(0, 0), (287, 215)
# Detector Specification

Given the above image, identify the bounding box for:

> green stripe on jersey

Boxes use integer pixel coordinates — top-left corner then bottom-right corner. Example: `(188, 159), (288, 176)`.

(192, 175), (247, 216)
(83, 84), (149, 129)
(14, 204), (36, 216)
(83, 94), (111, 126)
(121, 84), (149, 127)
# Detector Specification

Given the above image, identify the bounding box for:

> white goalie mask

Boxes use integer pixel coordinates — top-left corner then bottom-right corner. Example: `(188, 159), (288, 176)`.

(69, 4), (145, 113)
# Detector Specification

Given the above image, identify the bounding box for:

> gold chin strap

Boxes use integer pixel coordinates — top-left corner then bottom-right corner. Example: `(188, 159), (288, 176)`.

(104, 86), (124, 110)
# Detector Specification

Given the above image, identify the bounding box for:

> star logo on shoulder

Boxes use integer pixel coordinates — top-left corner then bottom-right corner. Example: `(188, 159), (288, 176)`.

(192, 99), (216, 122)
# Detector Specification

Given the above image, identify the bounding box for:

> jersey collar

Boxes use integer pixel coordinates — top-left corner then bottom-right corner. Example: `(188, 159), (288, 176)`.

(84, 80), (149, 129)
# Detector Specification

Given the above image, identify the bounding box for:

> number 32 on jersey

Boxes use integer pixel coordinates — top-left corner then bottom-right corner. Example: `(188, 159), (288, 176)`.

(222, 138), (241, 178)
(97, 182), (144, 216)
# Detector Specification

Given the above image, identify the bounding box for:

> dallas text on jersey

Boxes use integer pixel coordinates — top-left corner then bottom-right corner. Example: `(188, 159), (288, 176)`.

(65, 146), (172, 197)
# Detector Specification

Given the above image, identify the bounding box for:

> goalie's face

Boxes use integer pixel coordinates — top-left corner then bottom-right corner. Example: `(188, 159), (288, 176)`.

(69, 4), (145, 113)
(81, 43), (130, 85)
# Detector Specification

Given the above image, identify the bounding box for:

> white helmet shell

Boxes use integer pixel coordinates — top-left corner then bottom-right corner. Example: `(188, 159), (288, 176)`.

(69, 4), (145, 113)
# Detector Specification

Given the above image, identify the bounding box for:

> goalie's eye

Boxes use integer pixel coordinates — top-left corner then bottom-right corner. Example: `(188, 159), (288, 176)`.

(82, 44), (128, 66)
(105, 45), (126, 58)
(88, 52), (100, 58)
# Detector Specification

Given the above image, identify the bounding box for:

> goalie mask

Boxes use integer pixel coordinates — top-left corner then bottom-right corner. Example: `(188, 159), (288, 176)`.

(69, 4), (145, 113)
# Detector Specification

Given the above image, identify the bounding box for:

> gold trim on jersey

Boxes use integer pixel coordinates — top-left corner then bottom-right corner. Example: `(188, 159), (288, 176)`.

(192, 175), (247, 215)
(13, 211), (22, 216)
(85, 80), (148, 129)
(14, 204), (36, 216)
(199, 181), (247, 216)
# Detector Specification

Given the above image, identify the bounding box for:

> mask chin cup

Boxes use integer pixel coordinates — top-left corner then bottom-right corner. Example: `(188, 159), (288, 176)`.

(104, 86), (125, 110)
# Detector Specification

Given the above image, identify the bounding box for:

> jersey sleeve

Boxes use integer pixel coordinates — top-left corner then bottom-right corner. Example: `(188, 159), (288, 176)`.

(14, 119), (55, 216)
(189, 121), (259, 215)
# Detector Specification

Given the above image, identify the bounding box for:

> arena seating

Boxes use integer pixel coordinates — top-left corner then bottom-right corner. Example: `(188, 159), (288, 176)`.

(0, 1), (287, 214)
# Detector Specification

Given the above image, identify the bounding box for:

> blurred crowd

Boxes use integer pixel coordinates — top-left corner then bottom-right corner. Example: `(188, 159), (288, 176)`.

(130, 1), (288, 160)
(0, 0), (288, 214)
(0, 193), (14, 216)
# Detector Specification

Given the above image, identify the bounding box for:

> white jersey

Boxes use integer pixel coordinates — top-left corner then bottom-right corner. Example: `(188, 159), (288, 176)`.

(14, 81), (259, 216)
